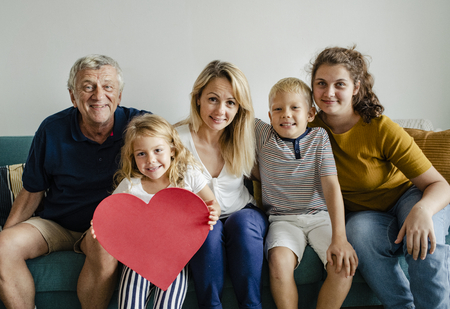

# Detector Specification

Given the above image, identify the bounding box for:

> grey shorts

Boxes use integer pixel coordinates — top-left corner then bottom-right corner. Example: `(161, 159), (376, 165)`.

(23, 217), (86, 255)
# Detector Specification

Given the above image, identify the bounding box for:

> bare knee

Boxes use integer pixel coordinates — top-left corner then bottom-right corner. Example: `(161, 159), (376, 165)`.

(325, 261), (353, 284)
(81, 228), (118, 273)
(0, 224), (47, 262)
(268, 247), (297, 279)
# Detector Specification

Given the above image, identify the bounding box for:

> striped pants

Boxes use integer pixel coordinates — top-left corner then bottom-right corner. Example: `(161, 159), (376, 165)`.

(118, 265), (188, 309)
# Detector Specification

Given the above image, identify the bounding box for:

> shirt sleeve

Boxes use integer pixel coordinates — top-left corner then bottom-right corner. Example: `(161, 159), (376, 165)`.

(255, 118), (272, 155)
(22, 128), (50, 192)
(379, 119), (431, 180)
(112, 178), (132, 195)
(184, 166), (208, 194)
(317, 128), (338, 178)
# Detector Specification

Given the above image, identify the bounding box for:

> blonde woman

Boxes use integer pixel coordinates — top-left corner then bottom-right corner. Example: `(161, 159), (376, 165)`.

(176, 60), (268, 309)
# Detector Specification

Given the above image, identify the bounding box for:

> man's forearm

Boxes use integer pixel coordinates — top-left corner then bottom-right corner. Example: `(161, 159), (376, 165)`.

(3, 188), (44, 229)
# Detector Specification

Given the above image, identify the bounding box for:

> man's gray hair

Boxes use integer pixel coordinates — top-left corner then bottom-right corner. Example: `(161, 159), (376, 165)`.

(67, 54), (124, 92)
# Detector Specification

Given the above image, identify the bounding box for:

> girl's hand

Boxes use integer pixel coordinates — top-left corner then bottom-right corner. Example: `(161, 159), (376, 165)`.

(90, 220), (97, 239)
(395, 203), (435, 260)
(205, 200), (220, 231)
(326, 239), (358, 278)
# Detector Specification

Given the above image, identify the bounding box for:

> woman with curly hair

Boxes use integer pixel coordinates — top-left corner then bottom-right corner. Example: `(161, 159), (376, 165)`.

(309, 46), (450, 309)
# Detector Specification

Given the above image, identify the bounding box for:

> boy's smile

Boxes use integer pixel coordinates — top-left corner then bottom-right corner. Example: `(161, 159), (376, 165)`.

(269, 91), (316, 139)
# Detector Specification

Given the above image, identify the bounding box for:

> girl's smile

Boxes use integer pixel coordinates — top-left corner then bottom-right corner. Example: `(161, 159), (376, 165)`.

(133, 135), (174, 184)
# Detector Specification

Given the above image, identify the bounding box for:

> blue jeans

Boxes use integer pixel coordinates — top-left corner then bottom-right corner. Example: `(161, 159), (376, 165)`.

(189, 204), (268, 309)
(346, 186), (450, 309)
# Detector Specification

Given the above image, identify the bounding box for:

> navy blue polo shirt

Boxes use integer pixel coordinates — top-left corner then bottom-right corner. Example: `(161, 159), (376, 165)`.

(23, 106), (147, 232)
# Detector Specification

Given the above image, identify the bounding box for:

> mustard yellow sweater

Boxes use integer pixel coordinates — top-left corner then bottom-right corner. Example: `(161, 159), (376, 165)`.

(309, 115), (431, 212)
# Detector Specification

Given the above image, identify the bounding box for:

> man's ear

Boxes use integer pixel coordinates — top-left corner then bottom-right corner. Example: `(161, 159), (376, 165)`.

(69, 89), (77, 107)
(307, 106), (316, 122)
(268, 111), (272, 124)
(118, 91), (122, 106)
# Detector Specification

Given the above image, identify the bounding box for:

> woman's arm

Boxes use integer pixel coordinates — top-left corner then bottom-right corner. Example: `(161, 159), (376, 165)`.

(196, 185), (221, 230)
(321, 175), (358, 277)
(395, 166), (450, 260)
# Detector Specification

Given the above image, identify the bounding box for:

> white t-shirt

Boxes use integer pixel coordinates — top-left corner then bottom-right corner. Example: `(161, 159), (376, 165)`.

(176, 124), (255, 218)
(113, 166), (207, 202)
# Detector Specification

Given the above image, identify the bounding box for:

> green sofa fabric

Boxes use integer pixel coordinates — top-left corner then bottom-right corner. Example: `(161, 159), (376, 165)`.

(0, 135), (448, 309)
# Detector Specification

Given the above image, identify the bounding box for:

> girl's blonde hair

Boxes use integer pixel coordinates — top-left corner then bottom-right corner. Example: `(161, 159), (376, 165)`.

(176, 60), (255, 177)
(115, 114), (198, 188)
(310, 45), (384, 123)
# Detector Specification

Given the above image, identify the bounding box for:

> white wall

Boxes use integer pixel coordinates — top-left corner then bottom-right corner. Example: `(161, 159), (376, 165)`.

(1, 0), (449, 136)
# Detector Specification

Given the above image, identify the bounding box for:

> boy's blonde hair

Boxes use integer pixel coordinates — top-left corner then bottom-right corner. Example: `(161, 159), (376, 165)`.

(176, 60), (255, 177)
(269, 77), (313, 109)
(115, 114), (199, 189)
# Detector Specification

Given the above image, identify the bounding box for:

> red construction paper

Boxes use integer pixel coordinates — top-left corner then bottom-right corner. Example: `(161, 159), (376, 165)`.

(92, 187), (210, 290)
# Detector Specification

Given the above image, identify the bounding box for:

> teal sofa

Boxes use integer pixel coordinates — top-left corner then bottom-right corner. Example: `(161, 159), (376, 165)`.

(0, 131), (449, 309)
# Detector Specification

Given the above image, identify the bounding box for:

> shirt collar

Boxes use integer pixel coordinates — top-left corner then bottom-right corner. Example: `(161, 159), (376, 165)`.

(71, 107), (125, 143)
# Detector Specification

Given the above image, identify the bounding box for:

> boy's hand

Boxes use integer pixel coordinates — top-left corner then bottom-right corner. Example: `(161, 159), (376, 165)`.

(205, 200), (220, 231)
(326, 239), (358, 278)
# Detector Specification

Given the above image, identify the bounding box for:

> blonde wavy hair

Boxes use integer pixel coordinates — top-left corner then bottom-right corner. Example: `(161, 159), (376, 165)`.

(115, 114), (199, 188)
(176, 60), (255, 177)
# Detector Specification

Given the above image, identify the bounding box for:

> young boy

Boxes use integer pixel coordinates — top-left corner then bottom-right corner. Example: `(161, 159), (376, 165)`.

(254, 77), (358, 309)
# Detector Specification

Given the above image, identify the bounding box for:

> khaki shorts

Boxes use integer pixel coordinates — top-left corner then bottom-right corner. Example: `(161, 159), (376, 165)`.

(23, 217), (86, 255)
(265, 211), (332, 269)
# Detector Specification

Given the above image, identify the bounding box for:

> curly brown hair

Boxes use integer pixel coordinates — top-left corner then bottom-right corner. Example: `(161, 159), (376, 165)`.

(310, 46), (384, 123)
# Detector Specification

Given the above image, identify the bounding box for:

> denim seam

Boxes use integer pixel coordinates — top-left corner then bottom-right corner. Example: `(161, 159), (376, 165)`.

(386, 217), (398, 255)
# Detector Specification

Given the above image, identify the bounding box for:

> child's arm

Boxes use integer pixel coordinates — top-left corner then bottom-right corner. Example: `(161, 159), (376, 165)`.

(250, 162), (261, 181)
(321, 175), (358, 277)
(196, 185), (221, 230)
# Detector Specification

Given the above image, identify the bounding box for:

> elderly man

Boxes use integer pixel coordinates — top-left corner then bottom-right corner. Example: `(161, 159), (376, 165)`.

(0, 55), (148, 309)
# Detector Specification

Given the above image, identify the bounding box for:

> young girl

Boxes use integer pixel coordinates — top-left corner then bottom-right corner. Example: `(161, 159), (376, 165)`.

(112, 113), (220, 309)
(309, 46), (450, 309)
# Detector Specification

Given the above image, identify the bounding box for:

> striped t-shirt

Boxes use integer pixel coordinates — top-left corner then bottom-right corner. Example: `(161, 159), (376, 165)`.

(255, 118), (337, 216)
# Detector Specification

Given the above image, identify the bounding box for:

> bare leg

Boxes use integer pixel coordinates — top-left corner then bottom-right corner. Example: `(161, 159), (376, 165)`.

(316, 256), (352, 309)
(268, 247), (298, 309)
(0, 223), (48, 309)
(77, 226), (119, 309)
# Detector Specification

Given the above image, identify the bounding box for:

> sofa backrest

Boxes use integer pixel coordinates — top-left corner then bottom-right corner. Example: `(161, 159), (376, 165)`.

(0, 136), (33, 166)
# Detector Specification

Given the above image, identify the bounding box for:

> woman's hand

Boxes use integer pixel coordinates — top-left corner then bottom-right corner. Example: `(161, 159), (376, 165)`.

(326, 238), (358, 278)
(396, 166), (450, 260)
(395, 203), (435, 260)
(205, 200), (220, 230)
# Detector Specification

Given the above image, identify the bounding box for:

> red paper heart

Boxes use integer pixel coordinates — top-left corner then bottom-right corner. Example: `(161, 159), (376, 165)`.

(92, 187), (210, 290)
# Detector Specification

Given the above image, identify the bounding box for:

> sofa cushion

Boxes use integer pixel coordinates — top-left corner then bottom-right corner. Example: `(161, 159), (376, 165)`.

(0, 163), (25, 228)
(404, 128), (450, 184)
